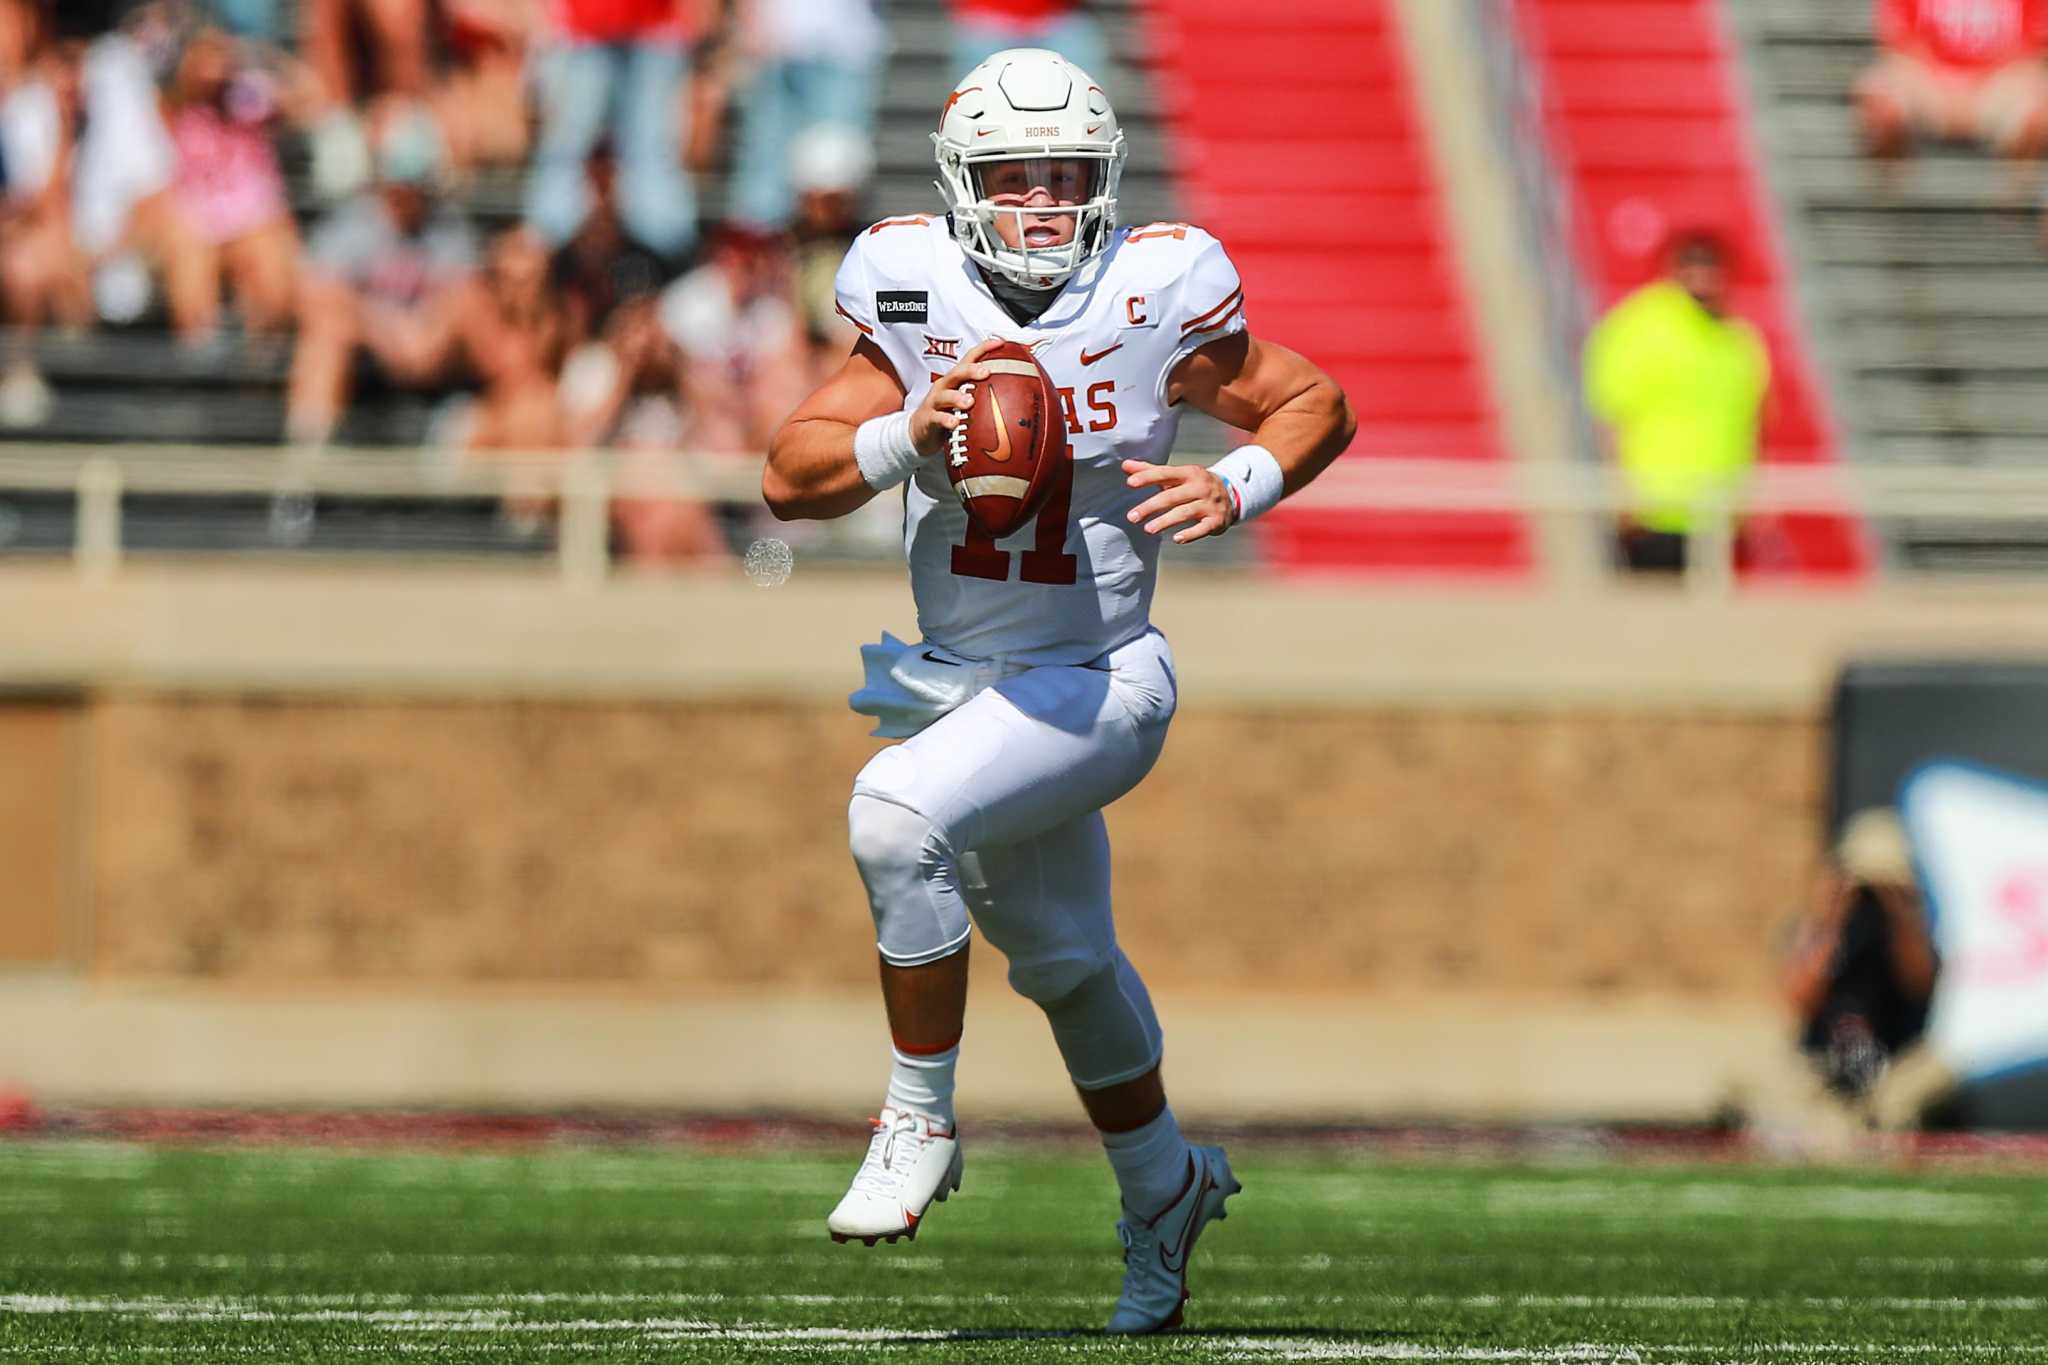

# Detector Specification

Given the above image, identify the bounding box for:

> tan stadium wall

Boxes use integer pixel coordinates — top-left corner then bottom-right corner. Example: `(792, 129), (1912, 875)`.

(18, 565), (2048, 1117)
(0, 700), (81, 967)
(84, 692), (1819, 1003)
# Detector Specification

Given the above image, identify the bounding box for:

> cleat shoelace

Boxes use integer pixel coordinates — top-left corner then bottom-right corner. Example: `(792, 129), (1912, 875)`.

(1115, 1218), (1145, 1281)
(849, 1109), (927, 1199)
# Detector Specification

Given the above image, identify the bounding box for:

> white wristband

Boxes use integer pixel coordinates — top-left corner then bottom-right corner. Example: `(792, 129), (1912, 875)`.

(1207, 444), (1285, 525)
(854, 410), (921, 491)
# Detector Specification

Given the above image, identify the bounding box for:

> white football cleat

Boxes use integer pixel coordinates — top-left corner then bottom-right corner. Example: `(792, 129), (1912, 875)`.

(1104, 1144), (1241, 1334)
(825, 1107), (963, 1246)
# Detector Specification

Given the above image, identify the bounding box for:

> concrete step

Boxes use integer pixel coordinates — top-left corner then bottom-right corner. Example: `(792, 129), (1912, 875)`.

(1737, 0), (1875, 43)
(1785, 156), (2037, 208)
(1859, 434), (2048, 466)
(30, 333), (291, 387)
(1749, 47), (1872, 103)
(1840, 318), (2048, 371)
(1826, 266), (2048, 317)
(1894, 524), (2048, 573)
(1805, 207), (2045, 266)
(1855, 374), (2048, 436)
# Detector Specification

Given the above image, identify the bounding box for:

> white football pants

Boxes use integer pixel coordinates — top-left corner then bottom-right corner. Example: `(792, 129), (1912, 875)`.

(847, 627), (1177, 1089)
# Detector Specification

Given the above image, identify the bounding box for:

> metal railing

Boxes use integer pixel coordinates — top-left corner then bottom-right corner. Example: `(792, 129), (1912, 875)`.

(1465, 0), (1602, 466)
(7, 442), (2048, 597)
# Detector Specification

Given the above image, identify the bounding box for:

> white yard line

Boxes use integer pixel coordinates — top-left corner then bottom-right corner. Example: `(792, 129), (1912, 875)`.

(15, 1335), (2048, 1362)
(7, 1290), (2048, 1321)
(1480, 1182), (2010, 1225)
(1219, 1348), (2048, 1363)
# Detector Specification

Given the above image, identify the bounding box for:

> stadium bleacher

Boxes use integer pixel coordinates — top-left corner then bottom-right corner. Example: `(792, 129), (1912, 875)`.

(21, 0), (1172, 452)
(1740, 0), (2048, 572)
(23, 0), (2043, 578)
(1515, 0), (1866, 578)
(0, 0), (1185, 560)
(1145, 0), (1532, 575)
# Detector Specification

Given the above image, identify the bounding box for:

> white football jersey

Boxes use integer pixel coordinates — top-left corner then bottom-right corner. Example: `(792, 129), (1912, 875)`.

(834, 215), (1249, 666)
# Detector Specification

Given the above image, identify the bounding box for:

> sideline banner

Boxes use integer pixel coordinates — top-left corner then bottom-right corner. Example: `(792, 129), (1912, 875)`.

(1902, 761), (2048, 1083)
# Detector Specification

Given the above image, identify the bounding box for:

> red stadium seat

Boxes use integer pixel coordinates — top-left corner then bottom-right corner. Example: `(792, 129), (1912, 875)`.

(1140, 0), (1532, 577)
(1529, 2), (1718, 57)
(1516, 0), (1867, 578)
(1192, 139), (1429, 195)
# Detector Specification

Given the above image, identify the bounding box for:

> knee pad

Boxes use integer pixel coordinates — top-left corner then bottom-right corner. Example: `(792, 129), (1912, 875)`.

(1024, 949), (1164, 1091)
(846, 791), (971, 967)
(1005, 950), (1105, 1007)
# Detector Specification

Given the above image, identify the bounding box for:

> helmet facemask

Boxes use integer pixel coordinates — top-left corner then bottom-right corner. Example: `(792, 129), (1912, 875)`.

(935, 142), (1125, 291)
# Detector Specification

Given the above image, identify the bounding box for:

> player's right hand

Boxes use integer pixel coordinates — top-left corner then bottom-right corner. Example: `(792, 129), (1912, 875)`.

(910, 339), (1003, 458)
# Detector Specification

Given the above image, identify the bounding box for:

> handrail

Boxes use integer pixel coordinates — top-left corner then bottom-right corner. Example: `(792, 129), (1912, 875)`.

(4, 443), (2045, 512)
(4, 442), (2048, 593)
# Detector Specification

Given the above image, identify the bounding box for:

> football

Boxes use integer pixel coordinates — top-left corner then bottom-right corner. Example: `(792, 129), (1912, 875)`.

(946, 340), (1068, 539)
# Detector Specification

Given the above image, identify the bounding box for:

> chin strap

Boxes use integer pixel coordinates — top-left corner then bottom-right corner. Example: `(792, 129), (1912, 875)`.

(982, 269), (1063, 323)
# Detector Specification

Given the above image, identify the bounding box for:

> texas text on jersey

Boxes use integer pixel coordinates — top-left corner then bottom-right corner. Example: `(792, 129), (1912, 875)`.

(832, 215), (1248, 666)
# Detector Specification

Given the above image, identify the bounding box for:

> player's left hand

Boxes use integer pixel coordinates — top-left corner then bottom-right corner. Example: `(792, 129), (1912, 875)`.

(1122, 460), (1234, 544)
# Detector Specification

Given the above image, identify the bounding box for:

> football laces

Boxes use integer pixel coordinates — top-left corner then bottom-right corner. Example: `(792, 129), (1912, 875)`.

(948, 382), (974, 468)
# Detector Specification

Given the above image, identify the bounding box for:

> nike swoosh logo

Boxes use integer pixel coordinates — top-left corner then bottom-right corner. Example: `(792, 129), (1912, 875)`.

(1157, 1168), (1217, 1276)
(981, 388), (1013, 464)
(1081, 343), (1123, 366)
(1086, 124), (1103, 135)
(920, 650), (959, 666)
(976, 128), (998, 138)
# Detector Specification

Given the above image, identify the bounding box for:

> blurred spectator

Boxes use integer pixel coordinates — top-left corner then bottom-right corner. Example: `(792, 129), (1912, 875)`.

(1857, 0), (2048, 164)
(1583, 230), (1769, 575)
(727, 0), (883, 230)
(459, 225), (570, 453)
(524, 0), (706, 264)
(165, 26), (300, 336)
(1783, 809), (1939, 1106)
(559, 293), (675, 447)
(657, 224), (805, 455)
(456, 225), (576, 537)
(304, 0), (433, 107)
(63, 12), (219, 341)
(435, 0), (538, 177)
(286, 109), (478, 444)
(300, 0), (434, 199)
(948, 0), (1109, 83)
(0, 0), (81, 425)
(550, 144), (671, 343)
(553, 291), (725, 564)
(210, 0), (285, 43)
(785, 123), (871, 383)
(530, 145), (719, 565)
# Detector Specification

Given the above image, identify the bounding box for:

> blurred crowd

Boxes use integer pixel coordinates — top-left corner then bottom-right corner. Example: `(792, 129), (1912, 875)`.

(0, 0), (1109, 562)
(1585, 1), (2048, 578)
(1856, 0), (2048, 173)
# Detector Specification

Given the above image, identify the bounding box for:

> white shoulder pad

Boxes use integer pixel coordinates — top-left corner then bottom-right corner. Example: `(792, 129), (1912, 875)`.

(1120, 224), (1248, 385)
(833, 215), (943, 338)
(1167, 227), (1246, 345)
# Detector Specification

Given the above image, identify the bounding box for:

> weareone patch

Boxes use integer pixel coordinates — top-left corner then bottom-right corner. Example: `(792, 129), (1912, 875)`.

(876, 291), (930, 324)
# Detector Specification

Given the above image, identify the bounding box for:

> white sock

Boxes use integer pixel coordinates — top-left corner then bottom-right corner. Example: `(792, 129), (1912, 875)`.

(1101, 1105), (1193, 1218)
(885, 1043), (958, 1127)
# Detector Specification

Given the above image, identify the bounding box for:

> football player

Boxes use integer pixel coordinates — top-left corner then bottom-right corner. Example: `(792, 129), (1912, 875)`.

(763, 48), (1355, 1334)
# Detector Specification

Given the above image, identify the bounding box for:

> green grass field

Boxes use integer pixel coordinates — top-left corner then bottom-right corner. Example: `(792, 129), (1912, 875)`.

(4, 1135), (2048, 1362)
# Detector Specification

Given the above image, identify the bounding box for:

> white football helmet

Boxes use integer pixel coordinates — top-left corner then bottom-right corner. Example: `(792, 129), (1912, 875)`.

(932, 48), (1127, 292)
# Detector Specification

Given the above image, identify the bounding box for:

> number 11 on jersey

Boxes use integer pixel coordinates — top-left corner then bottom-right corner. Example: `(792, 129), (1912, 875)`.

(949, 456), (1079, 585)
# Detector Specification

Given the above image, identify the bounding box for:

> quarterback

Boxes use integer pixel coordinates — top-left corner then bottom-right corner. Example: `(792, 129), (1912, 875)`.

(762, 49), (1354, 1333)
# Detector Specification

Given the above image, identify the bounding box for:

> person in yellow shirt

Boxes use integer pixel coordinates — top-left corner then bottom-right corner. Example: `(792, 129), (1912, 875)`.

(1584, 232), (1771, 574)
